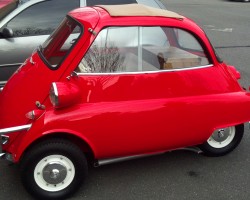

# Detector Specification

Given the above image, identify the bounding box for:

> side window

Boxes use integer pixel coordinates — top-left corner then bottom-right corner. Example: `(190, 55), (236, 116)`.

(39, 18), (82, 68)
(77, 27), (139, 73)
(141, 27), (170, 71)
(143, 27), (210, 70)
(76, 26), (210, 73)
(175, 29), (202, 50)
(6, 0), (79, 37)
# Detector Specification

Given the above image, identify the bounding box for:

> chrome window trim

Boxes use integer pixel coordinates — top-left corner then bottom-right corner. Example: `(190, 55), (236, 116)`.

(0, 63), (22, 67)
(76, 64), (213, 76)
(0, 81), (7, 86)
(0, 124), (32, 135)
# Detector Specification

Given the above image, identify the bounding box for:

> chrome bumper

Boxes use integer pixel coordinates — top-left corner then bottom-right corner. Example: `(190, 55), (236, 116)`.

(0, 124), (32, 159)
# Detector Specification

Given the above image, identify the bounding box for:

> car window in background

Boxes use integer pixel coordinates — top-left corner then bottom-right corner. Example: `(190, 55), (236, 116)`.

(6, 0), (79, 37)
(136, 0), (165, 8)
(86, 0), (137, 6)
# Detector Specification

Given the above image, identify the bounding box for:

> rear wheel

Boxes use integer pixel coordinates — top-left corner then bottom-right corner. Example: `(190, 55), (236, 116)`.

(199, 124), (244, 156)
(20, 139), (88, 200)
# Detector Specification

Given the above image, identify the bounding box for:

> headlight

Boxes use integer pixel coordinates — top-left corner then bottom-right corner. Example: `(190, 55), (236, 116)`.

(49, 82), (81, 109)
(50, 82), (59, 107)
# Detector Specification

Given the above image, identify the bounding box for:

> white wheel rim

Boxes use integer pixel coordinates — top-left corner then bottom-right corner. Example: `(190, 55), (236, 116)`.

(207, 126), (235, 148)
(34, 155), (75, 192)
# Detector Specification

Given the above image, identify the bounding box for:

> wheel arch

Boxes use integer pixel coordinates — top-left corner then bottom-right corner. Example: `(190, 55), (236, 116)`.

(19, 132), (96, 165)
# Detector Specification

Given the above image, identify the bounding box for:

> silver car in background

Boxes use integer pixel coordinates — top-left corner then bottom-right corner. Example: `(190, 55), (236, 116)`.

(0, 0), (166, 87)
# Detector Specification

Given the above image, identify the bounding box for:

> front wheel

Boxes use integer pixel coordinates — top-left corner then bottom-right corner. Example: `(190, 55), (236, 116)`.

(199, 124), (244, 157)
(20, 139), (88, 200)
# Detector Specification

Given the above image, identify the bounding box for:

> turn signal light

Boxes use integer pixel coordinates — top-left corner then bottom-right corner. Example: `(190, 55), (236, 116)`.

(26, 109), (44, 120)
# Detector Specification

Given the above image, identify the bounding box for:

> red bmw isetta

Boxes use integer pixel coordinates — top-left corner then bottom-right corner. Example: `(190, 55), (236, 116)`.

(1, 4), (250, 199)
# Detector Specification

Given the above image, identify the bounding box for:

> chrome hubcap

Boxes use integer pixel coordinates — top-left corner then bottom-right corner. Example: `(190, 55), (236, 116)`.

(207, 126), (235, 148)
(42, 162), (67, 185)
(34, 155), (75, 192)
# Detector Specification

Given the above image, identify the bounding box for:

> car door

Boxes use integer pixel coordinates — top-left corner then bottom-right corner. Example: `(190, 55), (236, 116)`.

(0, 0), (80, 87)
(72, 26), (216, 158)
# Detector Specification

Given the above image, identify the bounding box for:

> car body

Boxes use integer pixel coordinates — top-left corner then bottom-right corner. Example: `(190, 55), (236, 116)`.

(0, 0), (166, 87)
(230, 0), (249, 2)
(231, 0), (249, 2)
(1, 4), (250, 199)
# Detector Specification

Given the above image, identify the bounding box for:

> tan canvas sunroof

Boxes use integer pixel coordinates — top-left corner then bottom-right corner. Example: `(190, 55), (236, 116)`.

(96, 4), (184, 19)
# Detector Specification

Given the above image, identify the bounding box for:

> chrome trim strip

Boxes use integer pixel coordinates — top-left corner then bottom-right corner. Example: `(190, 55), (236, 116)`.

(0, 153), (5, 158)
(96, 147), (202, 166)
(76, 65), (213, 76)
(0, 124), (32, 134)
(0, 81), (7, 85)
(96, 152), (164, 166)
(0, 63), (22, 68)
(0, 134), (3, 155)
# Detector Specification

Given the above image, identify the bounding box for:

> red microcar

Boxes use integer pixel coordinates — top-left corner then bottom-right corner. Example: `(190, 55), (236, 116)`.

(1, 4), (250, 199)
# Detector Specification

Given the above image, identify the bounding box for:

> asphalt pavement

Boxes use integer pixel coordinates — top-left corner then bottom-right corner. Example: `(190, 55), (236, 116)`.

(1, 0), (250, 199)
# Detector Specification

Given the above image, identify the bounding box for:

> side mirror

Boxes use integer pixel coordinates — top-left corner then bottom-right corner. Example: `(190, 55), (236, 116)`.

(1, 27), (14, 38)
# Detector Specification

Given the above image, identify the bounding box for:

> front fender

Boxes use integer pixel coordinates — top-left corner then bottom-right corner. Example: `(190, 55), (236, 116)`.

(13, 110), (97, 162)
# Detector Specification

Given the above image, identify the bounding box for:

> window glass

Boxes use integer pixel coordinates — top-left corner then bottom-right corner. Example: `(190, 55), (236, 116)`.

(77, 26), (210, 73)
(174, 29), (202, 50)
(77, 27), (138, 73)
(136, 0), (162, 8)
(86, 0), (137, 6)
(7, 0), (79, 37)
(39, 17), (81, 68)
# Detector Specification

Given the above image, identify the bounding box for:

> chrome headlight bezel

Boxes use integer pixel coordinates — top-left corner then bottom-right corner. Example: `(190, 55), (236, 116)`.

(49, 82), (59, 107)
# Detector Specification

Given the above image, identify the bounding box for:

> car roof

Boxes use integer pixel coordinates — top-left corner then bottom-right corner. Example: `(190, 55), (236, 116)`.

(97, 4), (183, 19)
(69, 5), (209, 44)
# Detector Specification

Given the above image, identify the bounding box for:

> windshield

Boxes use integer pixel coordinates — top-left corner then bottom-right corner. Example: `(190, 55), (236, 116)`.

(39, 17), (82, 68)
